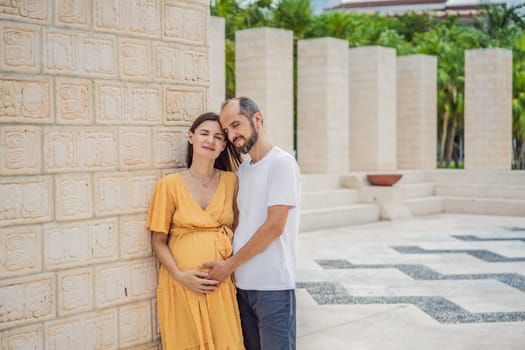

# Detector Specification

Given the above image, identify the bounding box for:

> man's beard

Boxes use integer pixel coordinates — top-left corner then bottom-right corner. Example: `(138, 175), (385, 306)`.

(236, 122), (258, 154)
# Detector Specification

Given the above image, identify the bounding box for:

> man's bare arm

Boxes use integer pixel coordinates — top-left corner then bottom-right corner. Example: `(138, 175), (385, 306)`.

(200, 205), (290, 282)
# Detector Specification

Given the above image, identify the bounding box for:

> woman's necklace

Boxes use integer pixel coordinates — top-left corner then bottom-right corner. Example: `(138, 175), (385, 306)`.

(188, 168), (217, 188)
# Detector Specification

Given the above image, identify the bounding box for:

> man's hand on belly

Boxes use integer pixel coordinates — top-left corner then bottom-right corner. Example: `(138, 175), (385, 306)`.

(200, 260), (234, 283)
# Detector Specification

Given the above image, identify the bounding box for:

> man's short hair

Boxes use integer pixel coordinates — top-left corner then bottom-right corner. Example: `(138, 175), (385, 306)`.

(221, 96), (261, 121)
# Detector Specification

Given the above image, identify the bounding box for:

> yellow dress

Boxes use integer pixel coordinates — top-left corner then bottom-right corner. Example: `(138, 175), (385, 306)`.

(146, 171), (244, 350)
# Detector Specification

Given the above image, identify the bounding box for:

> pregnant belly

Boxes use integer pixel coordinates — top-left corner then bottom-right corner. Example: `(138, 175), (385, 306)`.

(168, 230), (229, 271)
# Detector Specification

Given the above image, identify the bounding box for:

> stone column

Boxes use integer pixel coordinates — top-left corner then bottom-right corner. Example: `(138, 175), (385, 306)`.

(235, 27), (294, 154)
(465, 48), (512, 170)
(397, 54), (437, 169)
(348, 46), (397, 171)
(208, 16), (225, 112)
(297, 37), (349, 173)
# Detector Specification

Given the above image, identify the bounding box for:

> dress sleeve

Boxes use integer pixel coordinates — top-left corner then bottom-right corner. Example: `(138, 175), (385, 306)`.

(145, 178), (176, 234)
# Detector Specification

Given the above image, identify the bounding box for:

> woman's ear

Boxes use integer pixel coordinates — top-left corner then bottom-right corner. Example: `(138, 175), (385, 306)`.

(187, 131), (194, 144)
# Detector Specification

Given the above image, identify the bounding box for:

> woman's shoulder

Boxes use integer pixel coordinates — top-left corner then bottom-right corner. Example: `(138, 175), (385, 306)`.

(157, 172), (182, 187)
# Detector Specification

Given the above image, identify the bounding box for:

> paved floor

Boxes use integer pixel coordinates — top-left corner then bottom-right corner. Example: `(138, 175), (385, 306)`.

(296, 213), (525, 349)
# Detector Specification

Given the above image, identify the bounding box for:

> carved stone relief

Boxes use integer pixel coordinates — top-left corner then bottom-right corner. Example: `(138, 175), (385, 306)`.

(120, 128), (152, 170)
(95, 0), (160, 37)
(0, 177), (52, 226)
(0, 126), (41, 175)
(57, 268), (93, 316)
(120, 39), (152, 80)
(164, 86), (206, 124)
(1, 23), (39, 73)
(1, 324), (43, 350)
(119, 301), (153, 347)
(55, 0), (89, 28)
(0, 77), (52, 123)
(44, 218), (118, 270)
(0, 225), (41, 278)
(163, 1), (205, 44)
(44, 31), (117, 78)
(55, 174), (93, 220)
(56, 79), (92, 124)
(0, 0), (51, 24)
(44, 127), (118, 172)
(120, 214), (151, 259)
(154, 43), (208, 83)
(94, 172), (157, 216)
(44, 309), (118, 349)
(153, 127), (186, 168)
(0, 275), (55, 330)
(96, 83), (161, 124)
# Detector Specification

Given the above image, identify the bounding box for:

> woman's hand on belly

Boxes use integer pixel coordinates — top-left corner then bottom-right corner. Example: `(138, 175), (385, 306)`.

(173, 269), (219, 295)
(169, 231), (223, 271)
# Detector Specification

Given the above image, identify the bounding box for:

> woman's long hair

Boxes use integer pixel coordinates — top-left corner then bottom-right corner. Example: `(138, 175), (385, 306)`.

(185, 112), (241, 171)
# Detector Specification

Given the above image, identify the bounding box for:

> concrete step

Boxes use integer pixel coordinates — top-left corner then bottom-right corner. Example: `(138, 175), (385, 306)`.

(435, 183), (525, 200)
(427, 169), (525, 186)
(443, 197), (525, 216)
(301, 189), (359, 210)
(400, 183), (434, 200)
(405, 197), (444, 216)
(301, 174), (342, 192)
(395, 170), (427, 184)
(300, 204), (380, 232)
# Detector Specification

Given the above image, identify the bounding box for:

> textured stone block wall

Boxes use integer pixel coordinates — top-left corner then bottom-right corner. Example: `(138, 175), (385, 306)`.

(397, 54), (437, 169)
(0, 1), (208, 348)
(297, 37), (349, 173)
(465, 48), (512, 170)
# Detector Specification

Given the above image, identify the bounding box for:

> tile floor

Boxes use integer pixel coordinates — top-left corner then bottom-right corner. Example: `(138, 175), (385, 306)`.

(296, 213), (525, 349)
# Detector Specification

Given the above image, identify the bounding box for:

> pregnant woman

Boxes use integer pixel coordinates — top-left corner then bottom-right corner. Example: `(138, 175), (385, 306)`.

(146, 112), (244, 350)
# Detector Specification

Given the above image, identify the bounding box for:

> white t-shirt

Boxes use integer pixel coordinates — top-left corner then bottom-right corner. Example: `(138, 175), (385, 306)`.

(233, 147), (301, 290)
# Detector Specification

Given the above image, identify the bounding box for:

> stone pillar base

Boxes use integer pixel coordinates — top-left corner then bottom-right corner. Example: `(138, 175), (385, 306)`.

(359, 186), (412, 220)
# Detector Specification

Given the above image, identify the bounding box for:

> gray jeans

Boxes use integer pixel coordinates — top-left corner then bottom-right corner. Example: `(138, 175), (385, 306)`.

(236, 288), (296, 350)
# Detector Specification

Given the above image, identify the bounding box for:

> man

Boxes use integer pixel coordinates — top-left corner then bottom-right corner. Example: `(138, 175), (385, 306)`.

(201, 97), (301, 350)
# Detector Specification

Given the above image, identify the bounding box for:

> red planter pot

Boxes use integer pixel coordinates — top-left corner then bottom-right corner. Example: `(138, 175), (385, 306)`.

(366, 174), (403, 186)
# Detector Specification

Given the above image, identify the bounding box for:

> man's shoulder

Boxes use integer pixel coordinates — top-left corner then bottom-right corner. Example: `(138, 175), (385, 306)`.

(270, 147), (297, 163)
(270, 148), (299, 171)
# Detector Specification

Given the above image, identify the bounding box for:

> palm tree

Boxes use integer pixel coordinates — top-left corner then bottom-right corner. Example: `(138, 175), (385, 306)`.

(512, 31), (525, 168)
(306, 11), (354, 39)
(414, 20), (487, 167)
(474, 3), (525, 168)
(474, 2), (525, 47)
(271, 0), (313, 39)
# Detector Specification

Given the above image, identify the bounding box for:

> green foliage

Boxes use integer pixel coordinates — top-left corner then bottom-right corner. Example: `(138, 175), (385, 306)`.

(306, 11), (355, 38)
(437, 161), (464, 169)
(474, 2), (525, 47)
(271, 0), (313, 39)
(224, 39), (236, 99)
(512, 30), (525, 168)
(394, 12), (435, 41)
(210, 0), (525, 168)
(377, 29), (412, 54)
